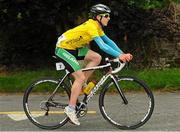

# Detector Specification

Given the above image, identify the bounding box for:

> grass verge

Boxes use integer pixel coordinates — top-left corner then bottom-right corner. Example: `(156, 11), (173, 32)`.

(0, 68), (179, 92)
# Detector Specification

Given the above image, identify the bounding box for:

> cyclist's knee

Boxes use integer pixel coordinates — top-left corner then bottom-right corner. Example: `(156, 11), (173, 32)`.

(72, 71), (86, 83)
(76, 74), (86, 84)
(95, 53), (102, 64)
(85, 51), (102, 64)
(91, 53), (102, 65)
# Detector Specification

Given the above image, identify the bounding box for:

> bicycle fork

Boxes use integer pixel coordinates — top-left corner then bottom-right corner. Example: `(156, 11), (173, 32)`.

(110, 75), (128, 105)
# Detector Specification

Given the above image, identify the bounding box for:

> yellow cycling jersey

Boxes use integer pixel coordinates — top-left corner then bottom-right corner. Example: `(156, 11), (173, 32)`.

(56, 19), (105, 50)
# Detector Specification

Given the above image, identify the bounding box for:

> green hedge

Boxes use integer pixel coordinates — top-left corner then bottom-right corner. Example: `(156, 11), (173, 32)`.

(0, 68), (179, 92)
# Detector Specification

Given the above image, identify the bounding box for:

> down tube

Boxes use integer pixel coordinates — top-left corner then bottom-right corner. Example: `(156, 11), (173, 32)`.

(86, 74), (111, 103)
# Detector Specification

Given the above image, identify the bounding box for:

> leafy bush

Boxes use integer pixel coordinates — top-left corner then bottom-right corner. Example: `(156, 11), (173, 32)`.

(0, 0), (179, 68)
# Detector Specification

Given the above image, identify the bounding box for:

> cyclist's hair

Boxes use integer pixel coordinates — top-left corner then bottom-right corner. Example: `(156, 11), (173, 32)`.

(89, 4), (111, 19)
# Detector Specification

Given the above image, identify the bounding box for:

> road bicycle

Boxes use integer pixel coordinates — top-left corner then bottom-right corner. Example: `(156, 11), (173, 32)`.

(23, 57), (154, 130)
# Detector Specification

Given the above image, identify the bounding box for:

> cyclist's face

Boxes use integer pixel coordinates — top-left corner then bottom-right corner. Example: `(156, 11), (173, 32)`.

(97, 13), (110, 26)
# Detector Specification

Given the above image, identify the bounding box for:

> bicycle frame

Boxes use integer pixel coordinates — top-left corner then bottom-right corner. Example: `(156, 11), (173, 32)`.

(23, 57), (154, 129)
(49, 62), (111, 100)
(49, 58), (126, 104)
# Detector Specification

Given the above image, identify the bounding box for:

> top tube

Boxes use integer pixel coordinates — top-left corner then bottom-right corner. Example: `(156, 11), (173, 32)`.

(81, 63), (111, 72)
(81, 58), (126, 74)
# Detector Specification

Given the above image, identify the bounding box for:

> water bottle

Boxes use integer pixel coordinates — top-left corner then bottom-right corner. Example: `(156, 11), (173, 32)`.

(83, 80), (96, 95)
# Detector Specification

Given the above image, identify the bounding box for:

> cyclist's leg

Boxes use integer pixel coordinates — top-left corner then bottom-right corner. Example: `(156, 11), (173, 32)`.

(64, 70), (85, 125)
(55, 48), (86, 104)
(84, 50), (102, 81)
(55, 47), (86, 125)
(69, 71), (85, 106)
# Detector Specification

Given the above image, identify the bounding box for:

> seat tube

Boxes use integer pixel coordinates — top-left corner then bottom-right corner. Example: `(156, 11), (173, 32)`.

(49, 69), (70, 100)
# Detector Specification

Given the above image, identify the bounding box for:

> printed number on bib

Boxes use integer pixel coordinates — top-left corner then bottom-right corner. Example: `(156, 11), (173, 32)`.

(56, 62), (65, 70)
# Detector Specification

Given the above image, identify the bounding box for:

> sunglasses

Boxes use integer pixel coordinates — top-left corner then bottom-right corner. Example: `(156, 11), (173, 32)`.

(99, 13), (110, 18)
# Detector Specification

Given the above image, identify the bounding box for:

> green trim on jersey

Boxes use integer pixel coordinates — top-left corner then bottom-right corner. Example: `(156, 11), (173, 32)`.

(78, 47), (89, 57)
(55, 48), (81, 72)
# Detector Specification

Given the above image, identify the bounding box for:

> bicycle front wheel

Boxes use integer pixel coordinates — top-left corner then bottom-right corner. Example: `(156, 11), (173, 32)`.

(99, 76), (154, 129)
(23, 78), (70, 129)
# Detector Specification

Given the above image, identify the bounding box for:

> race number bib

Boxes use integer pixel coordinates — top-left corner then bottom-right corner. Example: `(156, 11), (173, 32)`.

(56, 62), (65, 70)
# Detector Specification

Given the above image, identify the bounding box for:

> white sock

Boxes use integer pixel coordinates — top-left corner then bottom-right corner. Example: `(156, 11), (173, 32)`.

(68, 105), (75, 112)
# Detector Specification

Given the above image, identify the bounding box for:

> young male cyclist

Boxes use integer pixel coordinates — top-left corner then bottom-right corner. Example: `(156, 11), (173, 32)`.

(55, 4), (133, 125)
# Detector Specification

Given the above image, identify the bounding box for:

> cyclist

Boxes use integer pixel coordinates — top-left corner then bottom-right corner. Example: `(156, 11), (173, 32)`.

(55, 4), (133, 125)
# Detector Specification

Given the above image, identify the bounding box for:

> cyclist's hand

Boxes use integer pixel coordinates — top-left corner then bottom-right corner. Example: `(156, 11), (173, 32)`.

(119, 53), (133, 62)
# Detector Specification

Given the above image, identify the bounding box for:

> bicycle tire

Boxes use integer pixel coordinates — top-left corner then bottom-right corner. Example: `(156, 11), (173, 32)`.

(99, 75), (154, 129)
(23, 77), (71, 129)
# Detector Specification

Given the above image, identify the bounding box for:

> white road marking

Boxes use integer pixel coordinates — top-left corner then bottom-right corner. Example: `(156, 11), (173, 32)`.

(7, 114), (28, 121)
(0, 111), (96, 121)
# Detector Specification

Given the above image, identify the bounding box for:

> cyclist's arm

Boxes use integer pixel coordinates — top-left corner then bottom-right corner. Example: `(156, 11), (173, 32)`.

(93, 36), (122, 58)
(101, 35), (123, 54)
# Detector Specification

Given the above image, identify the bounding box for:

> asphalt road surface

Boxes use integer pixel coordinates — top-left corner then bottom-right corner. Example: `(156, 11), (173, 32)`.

(0, 91), (180, 131)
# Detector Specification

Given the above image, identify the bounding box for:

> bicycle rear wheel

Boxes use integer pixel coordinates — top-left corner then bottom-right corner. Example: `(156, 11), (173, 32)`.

(99, 76), (154, 129)
(23, 78), (70, 129)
